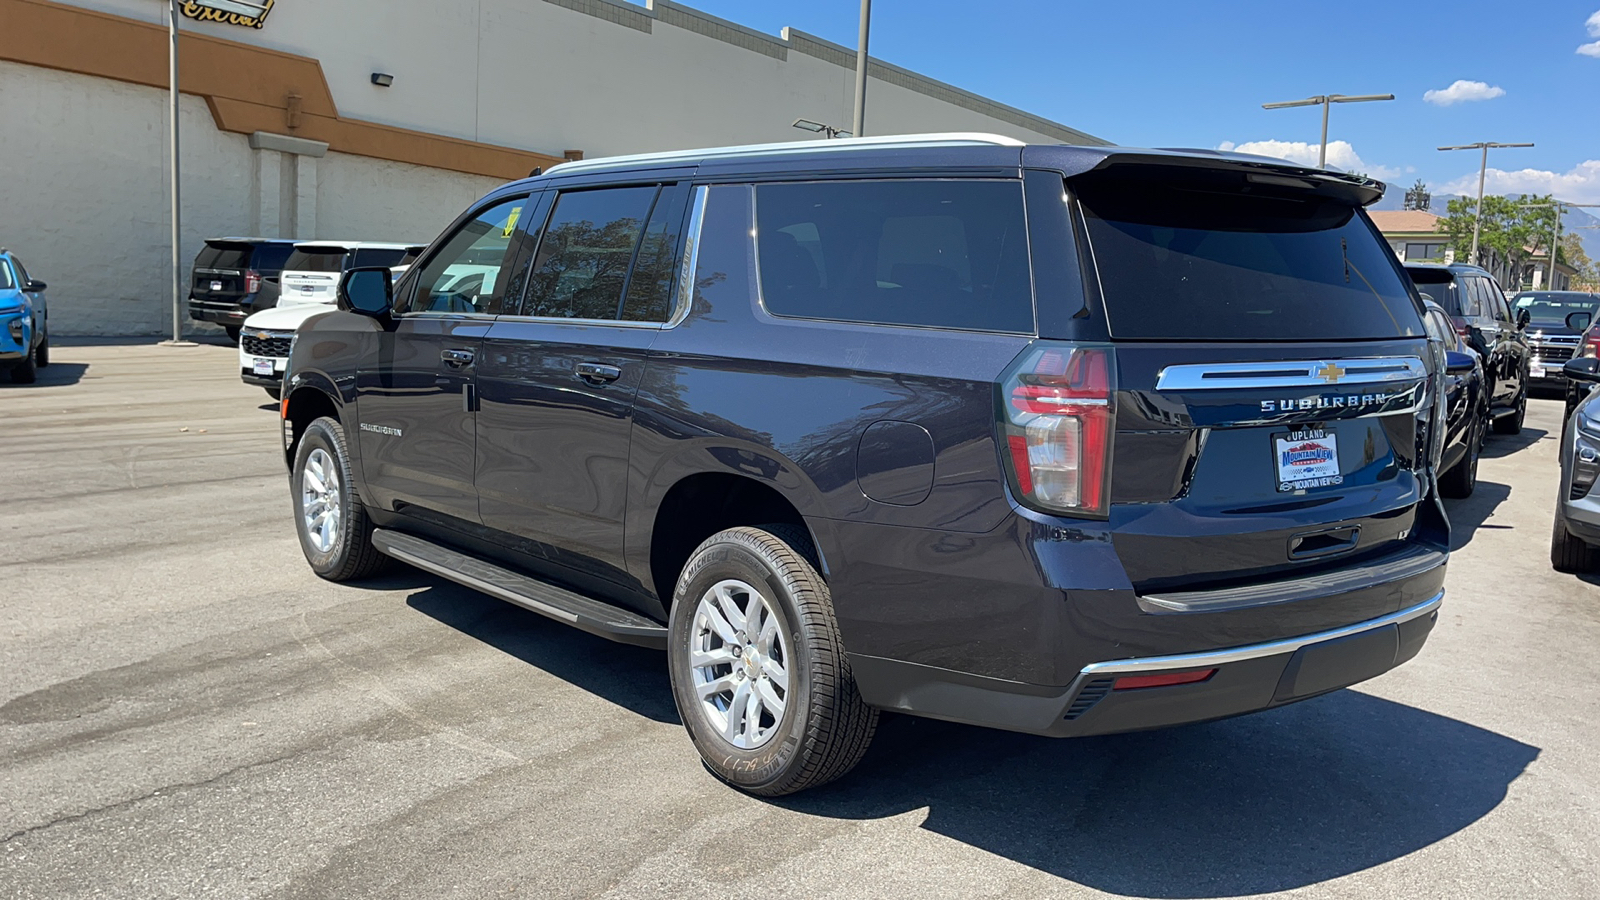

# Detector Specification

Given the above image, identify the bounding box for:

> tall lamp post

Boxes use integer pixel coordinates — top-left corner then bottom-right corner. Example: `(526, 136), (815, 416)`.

(1438, 141), (1535, 267)
(1261, 93), (1394, 169)
(851, 0), (871, 138)
(162, 0), (271, 347)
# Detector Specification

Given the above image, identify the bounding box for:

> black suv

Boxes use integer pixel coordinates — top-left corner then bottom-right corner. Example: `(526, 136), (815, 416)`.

(187, 238), (297, 341)
(280, 137), (1448, 795)
(1406, 263), (1530, 433)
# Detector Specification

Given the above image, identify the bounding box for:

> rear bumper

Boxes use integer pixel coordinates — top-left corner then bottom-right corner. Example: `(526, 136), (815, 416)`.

(852, 591), (1442, 736)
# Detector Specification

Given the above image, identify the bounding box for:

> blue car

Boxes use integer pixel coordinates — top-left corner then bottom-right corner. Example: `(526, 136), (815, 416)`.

(0, 249), (49, 384)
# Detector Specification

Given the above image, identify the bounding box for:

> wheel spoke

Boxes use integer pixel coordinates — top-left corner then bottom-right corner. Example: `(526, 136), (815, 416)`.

(755, 676), (785, 714)
(714, 582), (749, 634)
(699, 604), (740, 645)
(744, 682), (763, 737)
(690, 646), (737, 669)
(761, 656), (787, 684)
(303, 468), (325, 495)
(723, 680), (751, 742)
(758, 606), (779, 646)
(696, 674), (738, 701)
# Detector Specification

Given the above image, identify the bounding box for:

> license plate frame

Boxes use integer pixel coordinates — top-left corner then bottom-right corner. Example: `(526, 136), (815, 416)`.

(1272, 424), (1343, 492)
(209, 280), (223, 291)
(252, 357), (275, 377)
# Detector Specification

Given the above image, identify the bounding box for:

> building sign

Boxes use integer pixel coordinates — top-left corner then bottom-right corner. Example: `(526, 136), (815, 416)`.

(180, 0), (274, 30)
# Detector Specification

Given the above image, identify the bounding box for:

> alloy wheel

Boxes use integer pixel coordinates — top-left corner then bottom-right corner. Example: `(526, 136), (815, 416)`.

(688, 578), (792, 750)
(300, 447), (343, 553)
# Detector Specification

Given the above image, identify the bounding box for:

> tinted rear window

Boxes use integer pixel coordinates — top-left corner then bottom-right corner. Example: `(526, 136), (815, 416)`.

(251, 243), (295, 272)
(196, 243), (252, 271)
(284, 248), (348, 272)
(352, 248), (408, 268)
(1077, 174), (1422, 341)
(1407, 268), (1458, 315)
(755, 179), (1034, 333)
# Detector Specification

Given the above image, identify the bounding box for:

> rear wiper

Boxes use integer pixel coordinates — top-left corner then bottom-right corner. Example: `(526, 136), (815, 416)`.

(1341, 237), (1350, 283)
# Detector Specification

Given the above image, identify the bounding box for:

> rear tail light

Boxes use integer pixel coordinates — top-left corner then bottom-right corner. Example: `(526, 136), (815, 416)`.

(245, 270), (262, 294)
(1449, 316), (1470, 339)
(997, 343), (1115, 518)
(1584, 331), (1600, 359)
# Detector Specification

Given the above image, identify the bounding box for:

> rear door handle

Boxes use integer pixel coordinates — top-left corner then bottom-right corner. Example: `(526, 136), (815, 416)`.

(576, 362), (621, 384)
(442, 348), (475, 367)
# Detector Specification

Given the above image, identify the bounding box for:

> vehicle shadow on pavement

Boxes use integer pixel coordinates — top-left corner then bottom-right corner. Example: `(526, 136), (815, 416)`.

(781, 691), (1538, 897)
(1443, 481), (1513, 550)
(1481, 427), (1549, 459)
(404, 584), (680, 725)
(0, 361), (88, 387)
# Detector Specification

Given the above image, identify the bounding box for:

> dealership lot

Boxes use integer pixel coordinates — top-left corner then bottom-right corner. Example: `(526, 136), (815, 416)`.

(2, 341), (1598, 900)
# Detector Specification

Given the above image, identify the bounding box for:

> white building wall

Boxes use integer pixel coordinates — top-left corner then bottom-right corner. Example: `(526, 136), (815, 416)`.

(11, 0), (1104, 334)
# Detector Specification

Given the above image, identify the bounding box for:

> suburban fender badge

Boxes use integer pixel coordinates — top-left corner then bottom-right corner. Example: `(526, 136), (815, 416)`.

(359, 423), (402, 437)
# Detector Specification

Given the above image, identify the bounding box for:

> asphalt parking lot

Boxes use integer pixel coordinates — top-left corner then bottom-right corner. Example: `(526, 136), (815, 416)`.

(2, 340), (1598, 900)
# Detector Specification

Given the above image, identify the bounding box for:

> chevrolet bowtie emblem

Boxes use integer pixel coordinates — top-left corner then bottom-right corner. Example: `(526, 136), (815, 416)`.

(1315, 362), (1346, 384)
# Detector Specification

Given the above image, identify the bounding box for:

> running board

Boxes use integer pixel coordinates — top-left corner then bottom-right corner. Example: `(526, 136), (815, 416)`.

(371, 528), (668, 649)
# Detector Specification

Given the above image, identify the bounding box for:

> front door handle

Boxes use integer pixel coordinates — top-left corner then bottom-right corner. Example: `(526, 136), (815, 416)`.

(576, 362), (621, 384)
(442, 348), (475, 367)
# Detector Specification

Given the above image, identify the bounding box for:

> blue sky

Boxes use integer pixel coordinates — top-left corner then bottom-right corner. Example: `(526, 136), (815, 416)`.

(653, 0), (1600, 202)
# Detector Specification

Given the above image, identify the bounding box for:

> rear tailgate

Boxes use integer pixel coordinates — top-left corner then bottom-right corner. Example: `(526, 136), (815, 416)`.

(1069, 161), (1440, 597)
(190, 241), (251, 307)
(279, 246), (348, 305)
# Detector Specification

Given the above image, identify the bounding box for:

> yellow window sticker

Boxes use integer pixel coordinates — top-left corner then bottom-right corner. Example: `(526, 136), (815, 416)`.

(502, 207), (522, 238)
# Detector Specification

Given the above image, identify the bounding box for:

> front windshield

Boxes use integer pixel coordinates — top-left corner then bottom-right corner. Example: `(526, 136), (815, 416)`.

(1512, 292), (1599, 327)
(0, 261), (12, 291)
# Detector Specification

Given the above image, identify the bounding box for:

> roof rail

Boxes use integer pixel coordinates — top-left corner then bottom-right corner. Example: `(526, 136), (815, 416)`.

(544, 132), (1026, 176)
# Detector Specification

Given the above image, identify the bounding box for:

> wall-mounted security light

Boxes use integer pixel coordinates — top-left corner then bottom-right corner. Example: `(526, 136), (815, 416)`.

(371, 72), (395, 87)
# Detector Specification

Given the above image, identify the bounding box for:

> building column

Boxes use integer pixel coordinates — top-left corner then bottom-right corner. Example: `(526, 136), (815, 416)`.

(248, 131), (328, 239)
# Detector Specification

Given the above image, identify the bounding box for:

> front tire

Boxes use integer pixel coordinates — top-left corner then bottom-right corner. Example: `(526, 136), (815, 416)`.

(1440, 416), (1481, 499)
(34, 334), (48, 368)
(668, 525), (878, 796)
(8, 345), (36, 384)
(291, 416), (389, 581)
(1494, 387), (1527, 435)
(1551, 512), (1600, 573)
(264, 386), (281, 401)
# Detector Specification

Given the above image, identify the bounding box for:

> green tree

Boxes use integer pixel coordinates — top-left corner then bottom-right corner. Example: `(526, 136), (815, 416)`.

(1440, 194), (1559, 286)
(1561, 232), (1599, 289)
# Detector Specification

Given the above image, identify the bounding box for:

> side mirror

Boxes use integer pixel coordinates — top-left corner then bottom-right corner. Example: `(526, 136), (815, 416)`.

(1563, 357), (1600, 385)
(338, 267), (393, 317)
(24, 280), (46, 292)
(1517, 308), (1532, 329)
(1568, 311), (1594, 332)
(1445, 351), (1475, 375)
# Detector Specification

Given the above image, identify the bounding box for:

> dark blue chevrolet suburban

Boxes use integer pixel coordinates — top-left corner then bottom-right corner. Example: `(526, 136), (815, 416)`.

(279, 135), (1448, 795)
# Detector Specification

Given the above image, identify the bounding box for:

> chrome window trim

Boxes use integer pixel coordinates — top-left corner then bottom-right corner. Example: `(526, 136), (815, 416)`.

(667, 184), (710, 329)
(1076, 590), (1443, 678)
(1155, 357), (1427, 392)
(492, 314), (664, 330)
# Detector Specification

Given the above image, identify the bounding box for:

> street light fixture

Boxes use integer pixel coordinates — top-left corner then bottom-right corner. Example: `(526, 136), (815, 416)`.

(162, 0), (272, 347)
(792, 118), (851, 140)
(1261, 93), (1394, 169)
(1438, 141), (1535, 266)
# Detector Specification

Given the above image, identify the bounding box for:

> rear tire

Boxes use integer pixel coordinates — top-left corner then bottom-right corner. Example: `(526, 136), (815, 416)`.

(668, 525), (877, 796)
(1494, 388), (1526, 435)
(291, 416), (389, 581)
(1440, 417), (1480, 499)
(1551, 512), (1600, 573)
(8, 346), (36, 384)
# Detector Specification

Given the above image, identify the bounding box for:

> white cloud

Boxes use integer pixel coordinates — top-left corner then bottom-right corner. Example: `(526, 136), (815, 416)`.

(1439, 160), (1600, 203)
(1579, 10), (1600, 55)
(1217, 139), (1404, 181)
(1423, 80), (1506, 106)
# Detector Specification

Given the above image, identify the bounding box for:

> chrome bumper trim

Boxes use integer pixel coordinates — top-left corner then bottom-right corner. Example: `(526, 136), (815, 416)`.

(1077, 590), (1444, 678)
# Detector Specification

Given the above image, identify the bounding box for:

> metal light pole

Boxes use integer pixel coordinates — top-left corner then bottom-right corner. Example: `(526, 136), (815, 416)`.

(1261, 93), (1394, 169)
(161, 0), (270, 347)
(851, 0), (871, 138)
(1439, 142), (1535, 266)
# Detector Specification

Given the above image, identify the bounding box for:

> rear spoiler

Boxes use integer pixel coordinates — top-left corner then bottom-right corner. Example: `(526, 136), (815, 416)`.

(1078, 152), (1386, 208)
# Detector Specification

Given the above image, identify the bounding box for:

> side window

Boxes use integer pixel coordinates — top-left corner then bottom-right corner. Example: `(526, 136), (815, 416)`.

(754, 179), (1034, 333)
(1458, 278), (1484, 317)
(11, 257), (30, 284)
(521, 186), (658, 320)
(1484, 279), (1511, 322)
(621, 185), (688, 322)
(402, 196), (528, 316)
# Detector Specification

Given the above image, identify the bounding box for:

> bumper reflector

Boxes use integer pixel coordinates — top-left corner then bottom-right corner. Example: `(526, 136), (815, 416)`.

(1112, 669), (1217, 691)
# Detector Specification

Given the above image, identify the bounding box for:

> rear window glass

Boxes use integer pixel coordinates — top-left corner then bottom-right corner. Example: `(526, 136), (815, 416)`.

(1408, 268), (1458, 315)
(284, 248), (348, 272)
(755, 179), (1034, 333)
(196, 243), (252, 271)
(1513, 292), (1599, 327)
(352, 248), (408, 268)
(1077, 174), (1422, 341)
(251, 243), (295, 272)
